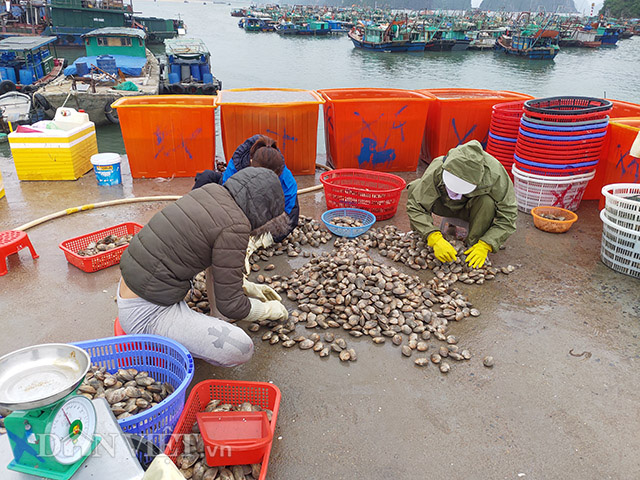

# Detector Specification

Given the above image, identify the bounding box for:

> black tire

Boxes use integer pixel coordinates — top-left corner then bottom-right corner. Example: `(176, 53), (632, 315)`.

(169, 83), (185, 94)
(158, 83), (167, 95)
(187, 84), (199, 95)
(22, 85), (35, 94)
(0, 80), (17, 95)
(33, 93), (51, 111)
(104, 99), (119, 124)
(202, 85), (215, 95)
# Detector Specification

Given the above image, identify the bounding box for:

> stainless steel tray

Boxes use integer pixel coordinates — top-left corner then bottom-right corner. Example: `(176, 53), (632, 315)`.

(0, 344), (91, 410)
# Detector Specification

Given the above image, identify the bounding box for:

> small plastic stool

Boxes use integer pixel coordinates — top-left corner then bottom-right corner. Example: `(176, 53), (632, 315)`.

(114, 317), (126, 336)
(0, 230), (38, 276)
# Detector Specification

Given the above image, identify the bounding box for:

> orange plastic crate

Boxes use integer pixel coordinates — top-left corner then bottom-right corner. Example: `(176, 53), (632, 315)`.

(59, 222), (143, 273)
(216, 88), (324, 175)
(112, 96), (216, 178)
(585, 117), (640, 206)
(418, 89), (533, 162)
(318, 88), (434, 172)
(165, 380), (281, 479)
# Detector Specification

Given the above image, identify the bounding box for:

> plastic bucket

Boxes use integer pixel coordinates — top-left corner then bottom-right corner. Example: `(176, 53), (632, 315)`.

(168, 72), (180, 84)
(91, 153), (122, 186)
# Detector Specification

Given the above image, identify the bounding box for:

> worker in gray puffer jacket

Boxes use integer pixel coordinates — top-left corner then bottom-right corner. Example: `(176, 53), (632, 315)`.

(117, 167), (290, 367)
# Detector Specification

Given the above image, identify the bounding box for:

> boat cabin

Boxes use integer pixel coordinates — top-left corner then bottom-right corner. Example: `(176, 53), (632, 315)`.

(0, 36), (58, 86)
(84, 27), (147, 58)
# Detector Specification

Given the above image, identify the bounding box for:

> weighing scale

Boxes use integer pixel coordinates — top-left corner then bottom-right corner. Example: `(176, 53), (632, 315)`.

(0, 344), (100, 480)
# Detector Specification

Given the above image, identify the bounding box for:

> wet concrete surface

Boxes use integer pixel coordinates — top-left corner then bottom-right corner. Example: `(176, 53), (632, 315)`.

(1, 155), (639, 479)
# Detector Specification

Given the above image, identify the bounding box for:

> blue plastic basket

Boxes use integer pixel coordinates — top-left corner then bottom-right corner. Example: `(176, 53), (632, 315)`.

(73, 335), (194, 453)
(321, 208), (376, 238)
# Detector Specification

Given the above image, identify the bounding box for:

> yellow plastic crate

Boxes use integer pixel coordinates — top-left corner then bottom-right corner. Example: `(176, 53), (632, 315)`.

(8, 122), (98, 180)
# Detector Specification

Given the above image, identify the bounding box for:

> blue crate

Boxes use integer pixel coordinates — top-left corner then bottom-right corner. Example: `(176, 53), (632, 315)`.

(321, 208), (376, 238)
(73, 334), (194, 455)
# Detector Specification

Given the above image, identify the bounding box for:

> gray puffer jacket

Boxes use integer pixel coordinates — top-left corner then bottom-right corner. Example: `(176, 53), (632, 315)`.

(120, 167), (285, 319)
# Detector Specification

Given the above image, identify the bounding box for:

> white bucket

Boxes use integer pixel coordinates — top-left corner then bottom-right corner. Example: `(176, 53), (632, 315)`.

(91, 153), (122, 186)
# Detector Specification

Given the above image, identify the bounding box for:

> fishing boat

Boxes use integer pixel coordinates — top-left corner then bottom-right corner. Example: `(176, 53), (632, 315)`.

(423, 28), (455, 51)
(0, 36), (64, 93)
(158, 37), (221, 95)
(38, 27), (160, 125)
(45, 0), (185, 46)
(241, 17), (276, 32)
(276, 19), (331, 36)
(0, 91), (32, 126)
(596, 25), (619, 46)
(230, 8), (247, 17)
(495, 27), (560, 60)
(348, 19), (425, 52)
(468, 29), (502, 50)
(327, 20), (349, 34)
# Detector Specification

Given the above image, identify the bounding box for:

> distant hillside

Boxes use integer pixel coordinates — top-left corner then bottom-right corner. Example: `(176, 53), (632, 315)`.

(479, 0), (578, 12)
(599, 0), (640, 17)
(281, 0), (472, 9)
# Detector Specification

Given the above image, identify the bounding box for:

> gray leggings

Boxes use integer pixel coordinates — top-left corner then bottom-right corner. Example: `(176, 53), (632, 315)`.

(117, 285), (254, 367)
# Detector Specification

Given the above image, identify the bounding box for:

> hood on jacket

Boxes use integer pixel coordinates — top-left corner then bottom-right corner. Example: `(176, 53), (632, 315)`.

(442, 140), (491, 187)
(224, 166), (286, 236)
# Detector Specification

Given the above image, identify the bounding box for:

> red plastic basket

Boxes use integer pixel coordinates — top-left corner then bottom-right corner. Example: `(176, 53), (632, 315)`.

(197, 411), (272, 466)
(319, 169), (406, 221)
(59, 222), (143, 273)
(165, 380), (281, 479)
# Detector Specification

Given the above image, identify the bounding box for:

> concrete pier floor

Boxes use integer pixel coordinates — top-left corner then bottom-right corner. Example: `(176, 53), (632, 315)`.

(1, 156), (639, 479)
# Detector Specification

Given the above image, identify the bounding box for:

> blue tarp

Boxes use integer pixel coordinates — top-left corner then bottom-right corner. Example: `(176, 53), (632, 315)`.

(64, 55), (146, 77)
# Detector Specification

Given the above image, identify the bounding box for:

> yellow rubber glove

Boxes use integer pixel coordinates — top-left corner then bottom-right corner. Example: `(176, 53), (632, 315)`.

(427, 231), (458, 263)
(243, 278), (282, 302)
(464, 240), (492, 269)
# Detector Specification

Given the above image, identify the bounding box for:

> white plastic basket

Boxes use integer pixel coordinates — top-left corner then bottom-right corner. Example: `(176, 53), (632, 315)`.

(512, 165), (596, 213)
(601, 183), (640, 232)
(600, 209), (640, 278)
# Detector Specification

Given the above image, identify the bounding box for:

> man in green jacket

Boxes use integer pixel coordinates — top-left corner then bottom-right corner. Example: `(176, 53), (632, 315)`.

(407, 140), (517, 268)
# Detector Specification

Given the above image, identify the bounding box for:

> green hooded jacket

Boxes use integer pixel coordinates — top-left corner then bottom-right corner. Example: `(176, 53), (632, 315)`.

(406, 140), (517, 251)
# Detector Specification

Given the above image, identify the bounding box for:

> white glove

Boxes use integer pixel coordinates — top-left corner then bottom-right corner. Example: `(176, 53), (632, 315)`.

(243, 278), (282, 302)
(242, 298), (288, 323)
(245, 232), (275, 275)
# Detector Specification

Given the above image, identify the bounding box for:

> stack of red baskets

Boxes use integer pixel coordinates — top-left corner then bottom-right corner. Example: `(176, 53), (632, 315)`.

(514, 97), (612, 177)
(486, 100), (527, 174)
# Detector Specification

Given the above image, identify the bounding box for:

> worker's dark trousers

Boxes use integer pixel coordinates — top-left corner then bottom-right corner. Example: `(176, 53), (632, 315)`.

(431, 194), (495, 246)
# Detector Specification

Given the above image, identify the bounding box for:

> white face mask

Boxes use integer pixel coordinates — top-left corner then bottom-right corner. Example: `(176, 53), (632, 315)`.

(446, 186), (463, 200)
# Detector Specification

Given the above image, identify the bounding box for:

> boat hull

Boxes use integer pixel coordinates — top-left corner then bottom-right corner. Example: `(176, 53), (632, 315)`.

(495, 39), (559, 60)
(349, 34), (424, 52)
(451, 39), (471, 51)
(424, 39), (455, 51)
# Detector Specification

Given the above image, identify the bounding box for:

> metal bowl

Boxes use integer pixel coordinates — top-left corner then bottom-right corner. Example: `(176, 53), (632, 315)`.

(0, 344), (91, 410)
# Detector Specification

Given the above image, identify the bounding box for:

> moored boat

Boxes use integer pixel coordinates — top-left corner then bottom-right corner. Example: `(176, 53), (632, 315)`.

(38, 27), (160, 126)
(0, 36), (64, 93)
(159, 37), (221, 95)
(495, 27), (560, 60)
(468, 29), (502, 50)
(349, 20), (425, 52)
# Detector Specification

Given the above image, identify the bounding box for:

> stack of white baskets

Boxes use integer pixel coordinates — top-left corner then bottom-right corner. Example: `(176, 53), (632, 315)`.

(600, 183), (640, 278)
